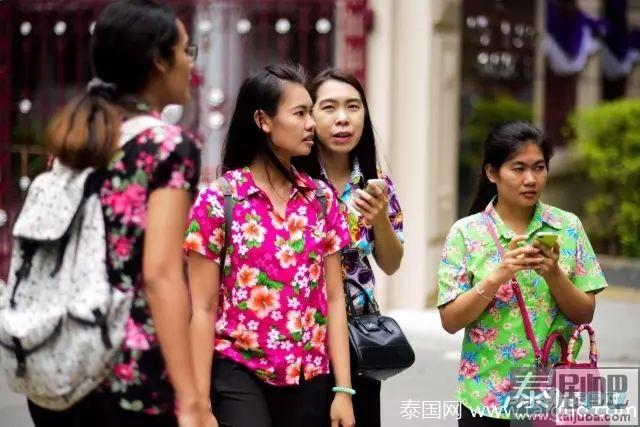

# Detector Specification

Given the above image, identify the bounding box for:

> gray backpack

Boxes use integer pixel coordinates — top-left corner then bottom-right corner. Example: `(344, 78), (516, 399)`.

(0, 116), (164, 410)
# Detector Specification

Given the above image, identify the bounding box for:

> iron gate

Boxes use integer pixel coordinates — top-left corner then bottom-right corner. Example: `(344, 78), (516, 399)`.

(0, 0), (371, 280)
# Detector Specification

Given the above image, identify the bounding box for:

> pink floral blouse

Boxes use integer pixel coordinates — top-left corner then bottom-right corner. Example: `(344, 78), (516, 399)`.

(185, 167), (350, 386)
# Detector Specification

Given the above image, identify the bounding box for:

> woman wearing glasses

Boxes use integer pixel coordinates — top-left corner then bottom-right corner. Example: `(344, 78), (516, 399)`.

(25, 1), (210, 426)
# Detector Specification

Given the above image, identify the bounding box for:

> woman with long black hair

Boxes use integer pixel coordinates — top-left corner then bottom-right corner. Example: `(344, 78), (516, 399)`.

(295, 68), (405, 427)
(185, 64), (355, 427)
(438, 121), (607, 425)
(23, 1), (208, 426)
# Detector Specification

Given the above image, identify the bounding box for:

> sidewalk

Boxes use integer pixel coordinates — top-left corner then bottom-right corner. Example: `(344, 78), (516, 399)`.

(381, 287), (640, 425)
(1, 287), (639, 426)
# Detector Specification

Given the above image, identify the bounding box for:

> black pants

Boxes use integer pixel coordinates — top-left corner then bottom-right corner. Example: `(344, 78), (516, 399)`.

(459, 404), (532, 427)
(28, 391), (178, 427)
(211, 357), (329, 427)
(326, 372), (380, 427)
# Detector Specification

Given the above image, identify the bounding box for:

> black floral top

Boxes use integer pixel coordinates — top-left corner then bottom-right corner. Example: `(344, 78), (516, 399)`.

(98, 114), (200, 414)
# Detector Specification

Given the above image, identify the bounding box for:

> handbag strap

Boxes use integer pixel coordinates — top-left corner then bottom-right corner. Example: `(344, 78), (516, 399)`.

(482, 212), (543, 365)
(541, 331), (568, 366)
(344, 278), (380, 317)
(215, 176), (235, 270)
(567, 324), (598, 367)
(312, 179), (327, 219)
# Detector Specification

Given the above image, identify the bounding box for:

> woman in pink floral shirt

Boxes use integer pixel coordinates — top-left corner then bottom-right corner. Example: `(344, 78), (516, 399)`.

(185, 65), (355, 427)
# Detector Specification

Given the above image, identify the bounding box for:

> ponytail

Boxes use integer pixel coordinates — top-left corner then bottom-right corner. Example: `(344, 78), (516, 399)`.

(45, 0), (180, 170)
(45, 88), (121, 170)
(468, 168), (497, 215)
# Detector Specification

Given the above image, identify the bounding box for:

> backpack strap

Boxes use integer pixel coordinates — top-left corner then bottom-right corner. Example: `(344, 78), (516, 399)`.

(313, 179), (327, 220)
(119, 115), (166, 147)
(214, 177), (324, 268)
(215, 176), (235, 270)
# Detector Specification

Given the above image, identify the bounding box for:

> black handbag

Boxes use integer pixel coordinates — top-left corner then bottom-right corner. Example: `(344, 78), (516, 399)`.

(344, 278), (415, 381)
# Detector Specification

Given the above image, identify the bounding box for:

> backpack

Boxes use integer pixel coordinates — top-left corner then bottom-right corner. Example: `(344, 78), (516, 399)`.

(215, 176), (327, 268)
(0, 115), (166, 410)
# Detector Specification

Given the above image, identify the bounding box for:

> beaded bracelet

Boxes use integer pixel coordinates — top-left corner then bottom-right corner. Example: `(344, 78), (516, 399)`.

(332, 386), (356, 396)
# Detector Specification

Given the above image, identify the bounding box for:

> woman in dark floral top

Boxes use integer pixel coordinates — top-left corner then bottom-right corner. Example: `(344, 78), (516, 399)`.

(28, 1), (209, 426)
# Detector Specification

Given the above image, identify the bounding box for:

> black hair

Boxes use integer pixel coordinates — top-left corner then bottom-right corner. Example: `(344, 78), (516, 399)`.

(221, 63), (309, 193)
(46, 0), (180, 169)
(468, 121), (554, 215)
(293, 68), (378, 185)
(91, 0), (178, 96)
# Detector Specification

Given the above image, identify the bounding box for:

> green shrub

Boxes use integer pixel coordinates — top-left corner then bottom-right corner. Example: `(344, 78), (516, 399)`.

(570, 99), (640, 256)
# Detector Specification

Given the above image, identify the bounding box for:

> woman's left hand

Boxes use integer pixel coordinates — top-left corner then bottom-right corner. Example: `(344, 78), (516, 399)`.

(354, 187), (389, 228)
(330, 393), (356, 427)
(532, 241), (561, 280)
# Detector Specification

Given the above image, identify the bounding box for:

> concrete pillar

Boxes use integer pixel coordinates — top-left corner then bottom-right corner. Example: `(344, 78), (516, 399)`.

(364, 0), (431, 310)
(364, 0), (394, 310)
(366, 0), (461, 310)
(426, 0), (462, 306)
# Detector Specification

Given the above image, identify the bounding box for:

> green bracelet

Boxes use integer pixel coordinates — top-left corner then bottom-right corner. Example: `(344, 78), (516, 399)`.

(332, 386), (356, 396)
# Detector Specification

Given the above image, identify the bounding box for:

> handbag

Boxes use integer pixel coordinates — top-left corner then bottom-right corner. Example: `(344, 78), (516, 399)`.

(484, 214), (606, 425)
(344, 278), (415, 381)
(514, 283), (606, 425)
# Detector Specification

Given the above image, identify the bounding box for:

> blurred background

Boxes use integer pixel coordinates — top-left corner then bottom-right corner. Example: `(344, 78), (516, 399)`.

(0, 0), (639, 425)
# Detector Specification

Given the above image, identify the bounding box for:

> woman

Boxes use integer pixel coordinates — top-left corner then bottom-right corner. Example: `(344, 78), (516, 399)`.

(185, 64), (355, 427)
(27, 1), (209, 426)
(438, 121), (607, 425)
(295, 69), (405, 427)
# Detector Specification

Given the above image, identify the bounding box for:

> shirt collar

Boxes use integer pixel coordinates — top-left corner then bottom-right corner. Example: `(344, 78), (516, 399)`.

(320, 158), (363, 197)
(348, 159), (363, 186)
(484, 197), (562, 239)
(228, 166), (312, 201)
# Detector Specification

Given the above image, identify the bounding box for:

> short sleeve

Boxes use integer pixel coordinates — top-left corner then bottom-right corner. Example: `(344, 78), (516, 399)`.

(184, 183), (226, 264)
(570, 217), (608, 294)
(381, 173), (404, 244)
(149, 127), (201, 195)
(437, 224), (473, 307)
(319, 181), (350, 256)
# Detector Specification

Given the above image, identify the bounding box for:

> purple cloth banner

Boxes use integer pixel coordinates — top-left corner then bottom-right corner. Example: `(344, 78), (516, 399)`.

(546, 0), (604, 75)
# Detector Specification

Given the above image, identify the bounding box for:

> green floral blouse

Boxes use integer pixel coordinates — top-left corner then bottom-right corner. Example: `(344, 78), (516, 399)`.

(437, 200), (607, 419)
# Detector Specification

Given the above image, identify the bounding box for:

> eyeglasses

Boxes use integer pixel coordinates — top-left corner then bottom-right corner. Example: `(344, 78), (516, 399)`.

(186, 45), (198, 61)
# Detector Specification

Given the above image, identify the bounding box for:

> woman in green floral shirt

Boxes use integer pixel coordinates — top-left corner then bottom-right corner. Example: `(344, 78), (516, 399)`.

(438, 122), (607, 425)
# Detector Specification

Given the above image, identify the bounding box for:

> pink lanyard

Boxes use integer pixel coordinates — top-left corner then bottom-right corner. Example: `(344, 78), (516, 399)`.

(482, 212), (543, 365)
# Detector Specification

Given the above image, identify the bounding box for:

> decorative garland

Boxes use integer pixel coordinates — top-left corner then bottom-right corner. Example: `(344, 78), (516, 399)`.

(546, 0), (640, 79)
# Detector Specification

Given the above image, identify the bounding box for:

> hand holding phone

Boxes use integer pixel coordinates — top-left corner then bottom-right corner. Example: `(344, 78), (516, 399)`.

(365, 178), (387, 195)
(534, 232), (558, 249)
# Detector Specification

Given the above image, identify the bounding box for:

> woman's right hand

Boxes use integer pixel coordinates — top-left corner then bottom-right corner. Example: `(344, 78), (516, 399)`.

(177, 399), (219, 427)
(202, 411), (219, 427)
(488, 235), (543, 285)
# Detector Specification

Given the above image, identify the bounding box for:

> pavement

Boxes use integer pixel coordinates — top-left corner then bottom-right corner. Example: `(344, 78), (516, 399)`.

(1, 287), (639, 427)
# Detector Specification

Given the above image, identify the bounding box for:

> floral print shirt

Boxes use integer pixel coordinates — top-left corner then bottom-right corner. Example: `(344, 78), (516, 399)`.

(99, 115), (201, 414)
(185, 167), (350, 386)
(322, 161), (404, 313)
(437, 200), (607, 419)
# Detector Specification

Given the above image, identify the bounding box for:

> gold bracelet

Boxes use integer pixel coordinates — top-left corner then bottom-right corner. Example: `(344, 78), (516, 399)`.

(474, 284), (493, 302)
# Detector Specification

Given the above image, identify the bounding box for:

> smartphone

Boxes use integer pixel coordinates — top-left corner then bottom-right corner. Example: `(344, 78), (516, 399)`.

(365, 178), (387, 195)
(535, 232), (559, 248)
